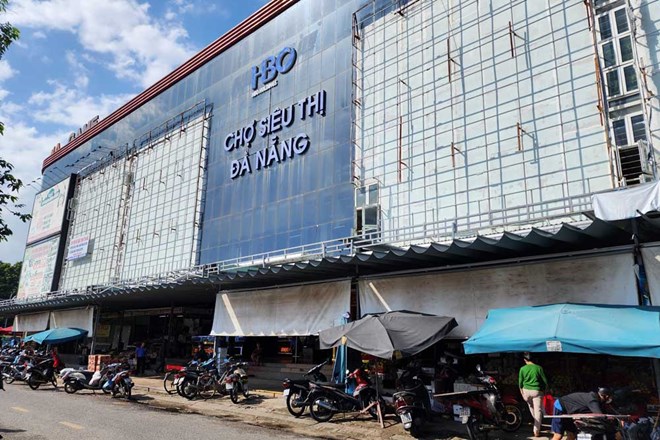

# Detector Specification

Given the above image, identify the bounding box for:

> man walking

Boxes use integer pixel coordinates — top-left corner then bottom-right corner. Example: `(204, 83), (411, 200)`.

(135, 342), (147, 376)
(519, 353), (548, 437)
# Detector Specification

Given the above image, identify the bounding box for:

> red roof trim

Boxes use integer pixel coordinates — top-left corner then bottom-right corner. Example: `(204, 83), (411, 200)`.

(43, 0), (299, 172)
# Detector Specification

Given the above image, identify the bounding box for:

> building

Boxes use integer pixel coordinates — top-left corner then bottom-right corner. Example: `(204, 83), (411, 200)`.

(3, 0), (660, 361)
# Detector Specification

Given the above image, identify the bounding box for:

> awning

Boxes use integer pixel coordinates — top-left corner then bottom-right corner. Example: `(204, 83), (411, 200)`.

(49, 307), (94, 336)
(210, 280), (351, 336)
(463, 303), (660, 358)
(592, 181), (660, 220)
(13, 312), (50, 332)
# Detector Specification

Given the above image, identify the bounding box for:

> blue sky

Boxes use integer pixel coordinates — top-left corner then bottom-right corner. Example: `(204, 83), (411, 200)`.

(0, 0), (268, 262)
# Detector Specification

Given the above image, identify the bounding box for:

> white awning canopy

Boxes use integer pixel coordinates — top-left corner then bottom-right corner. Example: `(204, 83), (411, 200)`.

(211, 280), (351, 336)
(13, 312), (50, 332)
(592, 181), (660, 220)
(50, 307), (95, 335)
(359, 253), (638, 338)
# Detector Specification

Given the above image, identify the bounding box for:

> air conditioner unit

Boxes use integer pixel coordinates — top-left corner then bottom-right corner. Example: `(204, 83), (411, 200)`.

(616, 141), (656, 186)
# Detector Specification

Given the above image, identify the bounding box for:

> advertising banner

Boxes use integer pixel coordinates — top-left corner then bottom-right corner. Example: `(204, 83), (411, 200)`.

(16, 236), (60, 299)
(26, 177), (71, 245)
(66, 236), (90, 260)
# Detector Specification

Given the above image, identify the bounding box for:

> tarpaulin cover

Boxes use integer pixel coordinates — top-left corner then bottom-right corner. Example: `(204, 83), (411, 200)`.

(13, 312), (50, 332)
(319, 311), (458, 359)
(359, 254), (637, 338)
(592, 181), (660, 220)
(23, 327), (88, 345)
(463, 303), (660, 358)
(641, 246), (660, 306)
(49, 307), (94, 335)
(211, 280), (350, 336)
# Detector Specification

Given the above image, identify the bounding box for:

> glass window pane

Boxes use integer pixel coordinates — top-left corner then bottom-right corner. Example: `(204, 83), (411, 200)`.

(619, 36), (633, 62)
(602, 42), (616, 67)
(612, 119), (628, 146)
(606, 70), (620, 97)
(631, 115), (646, 142)
(623, 65), (638, 92)
(614, 9), (629, 33)
(598, 15), (612, 40)
(356, 187), (366, 206)
(368, 184), (378, 205)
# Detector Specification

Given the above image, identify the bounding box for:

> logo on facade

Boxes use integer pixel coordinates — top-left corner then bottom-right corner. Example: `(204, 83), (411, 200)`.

(251, 47), (297, 95)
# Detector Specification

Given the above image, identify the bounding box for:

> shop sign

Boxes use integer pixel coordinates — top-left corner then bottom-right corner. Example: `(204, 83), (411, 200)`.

(546, 340), (563, 352)
(224, 89), (327, 179)
(251, 47), (297, 93)
(66, 236), (90, 260)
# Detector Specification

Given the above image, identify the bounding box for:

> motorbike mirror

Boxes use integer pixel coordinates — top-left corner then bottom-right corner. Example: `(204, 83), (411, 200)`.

(476, 364), (482, 372)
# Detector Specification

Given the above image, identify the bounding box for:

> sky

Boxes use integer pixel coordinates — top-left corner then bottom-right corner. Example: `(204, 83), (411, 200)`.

(0, 0), (269, 263)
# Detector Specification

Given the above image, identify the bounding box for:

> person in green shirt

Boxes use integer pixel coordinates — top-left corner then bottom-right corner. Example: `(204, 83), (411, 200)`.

(519, 352), (549, 437)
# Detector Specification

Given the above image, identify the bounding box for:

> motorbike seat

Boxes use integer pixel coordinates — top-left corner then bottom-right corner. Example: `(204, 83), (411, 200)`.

(313, 381), (345, 389)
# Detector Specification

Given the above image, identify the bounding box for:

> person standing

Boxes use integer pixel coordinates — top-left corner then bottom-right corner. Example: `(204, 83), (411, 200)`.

(135, 342), (147, 376)
(519, 352), (549, 437)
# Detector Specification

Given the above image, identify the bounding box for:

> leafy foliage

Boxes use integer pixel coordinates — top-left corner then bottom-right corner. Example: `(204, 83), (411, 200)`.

(0, 261), (21, 299)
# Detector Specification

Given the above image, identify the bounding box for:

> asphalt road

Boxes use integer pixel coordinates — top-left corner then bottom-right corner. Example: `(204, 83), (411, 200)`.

(0, 383), (314, 440)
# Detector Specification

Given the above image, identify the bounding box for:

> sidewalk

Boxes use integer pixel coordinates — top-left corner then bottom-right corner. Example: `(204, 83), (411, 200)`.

(129, 376), (548, 440)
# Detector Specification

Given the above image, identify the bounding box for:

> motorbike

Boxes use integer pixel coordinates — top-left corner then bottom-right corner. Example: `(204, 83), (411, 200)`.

(26, 358), (58, 390)
(104, 364), (133, 400)
(225, 361), (249, 404)
(573, 417), (622, 440)
(174, 358), (216, 400)
(393, 367), (433, 437)
(307, 366), (380, 423)
(455, 365), (523, 440)
(282, 358), (329, 417)
(61, 363), (119, 394)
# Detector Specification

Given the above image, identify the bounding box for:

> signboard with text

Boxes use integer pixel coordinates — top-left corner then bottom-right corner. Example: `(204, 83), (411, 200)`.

(16, 236), (60, 299)
(66, 236), (90, 261)
(26, 177), (71, 245)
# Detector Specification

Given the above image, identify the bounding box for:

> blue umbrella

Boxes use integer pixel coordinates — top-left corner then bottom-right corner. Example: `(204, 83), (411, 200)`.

(23, 328), (88, 345)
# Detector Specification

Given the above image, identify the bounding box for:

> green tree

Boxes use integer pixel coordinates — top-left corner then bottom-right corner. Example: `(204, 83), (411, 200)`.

(0, 261), (21, 299)
(0, 0), (28, 241)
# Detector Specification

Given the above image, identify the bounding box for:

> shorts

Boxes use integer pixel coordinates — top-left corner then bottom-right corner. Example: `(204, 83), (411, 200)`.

(551, 402), (577, 435)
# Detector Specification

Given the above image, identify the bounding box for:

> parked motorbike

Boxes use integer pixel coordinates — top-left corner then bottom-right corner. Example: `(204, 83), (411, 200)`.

(308, 366), (380, 423)
(225, 361), (249, 404)
(458, 365), (523, 440)
(105, 364), (133, 400)
(174, 358), (216, 400)
(393, 367), (433, 437)
(61, 364), (119, 394)
(282, 359), (329, 417)
(26, 358), (58, 390)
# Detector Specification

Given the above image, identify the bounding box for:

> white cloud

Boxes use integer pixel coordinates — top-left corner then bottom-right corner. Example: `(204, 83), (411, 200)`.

(27, 82), (134, 127)
(65, 51), (89, 89)
(32, 30), (46, 39)
(0, 60), (16, 82)
(8, 0), (197, 88)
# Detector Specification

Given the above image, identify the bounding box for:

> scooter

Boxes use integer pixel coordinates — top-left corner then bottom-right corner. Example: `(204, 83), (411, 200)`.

(282, 359), (329, 417)
(393, 367), (433, 437)
(104, 364), (133, 400)
(26, 358), (58, 390)
(308, 366), (380, 423)
(61, 363), (119, 394)
(457, 365), (523, 440)
(225, 361), (249, 404)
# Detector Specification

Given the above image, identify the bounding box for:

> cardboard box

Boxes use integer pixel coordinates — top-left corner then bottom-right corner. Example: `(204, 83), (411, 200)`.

(87, 355), (111, 371)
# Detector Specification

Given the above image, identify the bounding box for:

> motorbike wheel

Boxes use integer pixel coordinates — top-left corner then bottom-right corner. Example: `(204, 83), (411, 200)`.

(3, 374), (14, 385)
(408, 422), (420, 439)
(361, 389), (380, 419)
(466, 417), (488, 440)
(181, 379), (198, 400)
(163, 372), (177, 395)
(501, 404), (523, 432)
(64, 381), (78, 394)
(286, 389), (307, 417)
(309, 393), (336, 423)
(198, 376), (215, 400)
(27, 375), (40, 390)
(51, 377), (58, 388)
(230, 385), (240, 404)
(122, 381), (132, 400)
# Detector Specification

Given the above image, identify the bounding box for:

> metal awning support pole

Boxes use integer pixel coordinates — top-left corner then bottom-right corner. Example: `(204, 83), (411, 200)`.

(90, 306), (101, 355)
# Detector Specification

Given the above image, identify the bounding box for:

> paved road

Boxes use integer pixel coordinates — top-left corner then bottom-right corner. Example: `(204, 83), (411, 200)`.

(0, 383), (314, 440)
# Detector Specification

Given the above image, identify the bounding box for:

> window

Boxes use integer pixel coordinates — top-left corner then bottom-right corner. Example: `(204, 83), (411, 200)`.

(597, 7), (639, 101)
(612, 114), (647, 147)
(599, 15), (612, 40)
(612, 119), (628, 147)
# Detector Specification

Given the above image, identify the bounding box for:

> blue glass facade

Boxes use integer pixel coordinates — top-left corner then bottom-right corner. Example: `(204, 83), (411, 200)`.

(42, 0), (363, 264)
